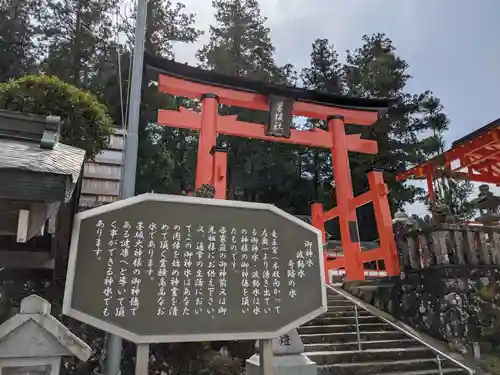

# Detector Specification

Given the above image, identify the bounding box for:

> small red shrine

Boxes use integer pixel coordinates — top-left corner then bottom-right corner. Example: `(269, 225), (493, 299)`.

(397, 118), (500, 201)
(145, 53), (400, 282)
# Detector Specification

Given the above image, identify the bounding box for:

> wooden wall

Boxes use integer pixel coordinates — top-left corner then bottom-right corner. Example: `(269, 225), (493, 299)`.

(79, 128), (125, 210)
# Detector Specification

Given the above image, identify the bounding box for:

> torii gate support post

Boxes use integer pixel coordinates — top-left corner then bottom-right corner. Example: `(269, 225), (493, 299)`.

(329, 115), (364, 281)
(367, 169), (400, 275)
(310, 201), (328, 283)
(212, 146), (228, 199)
(196, 94), (219, 188)
(425, 165), (436, 202)
(313, 168), (400, 280)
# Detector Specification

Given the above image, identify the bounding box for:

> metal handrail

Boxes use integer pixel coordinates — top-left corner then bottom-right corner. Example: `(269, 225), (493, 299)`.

(325, 283), (475, 375)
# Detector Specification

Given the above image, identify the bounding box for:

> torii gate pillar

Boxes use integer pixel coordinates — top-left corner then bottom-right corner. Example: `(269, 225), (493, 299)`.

(329, 115), (364, 280)
(196, 94), (219, 188)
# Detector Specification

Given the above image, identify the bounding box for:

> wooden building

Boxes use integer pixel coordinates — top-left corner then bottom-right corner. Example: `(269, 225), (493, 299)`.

(0, 110), (85, 306)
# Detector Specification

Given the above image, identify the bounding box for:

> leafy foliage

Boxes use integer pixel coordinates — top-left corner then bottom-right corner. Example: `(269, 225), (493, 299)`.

(197, 0), (303, 213)
(35, 0), (119, 87)
(418, 92), (475, 219)
(107, 1), (204, 196)
(0, 74), (113, 157)
(343, 33), (450, 211)
(121, 0), (203, 58)
(298, 38), (344, 236)
(197, 0), (290, 82)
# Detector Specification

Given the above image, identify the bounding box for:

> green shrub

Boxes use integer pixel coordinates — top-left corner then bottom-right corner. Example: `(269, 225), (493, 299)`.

(0, 75), (113, 157)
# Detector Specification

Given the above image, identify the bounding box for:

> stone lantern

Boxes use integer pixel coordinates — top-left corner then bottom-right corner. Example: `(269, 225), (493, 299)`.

(0, 295), (91, 375)
(470, 184), (500, 224)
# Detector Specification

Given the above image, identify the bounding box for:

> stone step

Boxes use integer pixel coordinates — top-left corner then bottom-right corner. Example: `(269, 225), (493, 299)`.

(303, 315), (381, 326)
(300, 330), (407, 344)
(298, 323), (392, 334)
(327, 296), (349, 301)
(326, 299), (350, 305)
(371, 368), (467, 375)
(316, 358), (457, 375)
(307, 347), (434, 365)
(304, 339), (422, 352)
(321, 310), (372, 318)
(326, 304), (357, 312)
(326, 300), (353, 306)
(327, 291), (350, 298)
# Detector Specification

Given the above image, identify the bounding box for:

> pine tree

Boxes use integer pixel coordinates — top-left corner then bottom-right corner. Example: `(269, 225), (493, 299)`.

(300, 37), (343, 187)
(421, 96), (474, 220)
(196, 0), (302, 208)
(299, 38), (344, 236)
(121, 0), (202, 57)
(0, 0), (39, 81)
(197, 0), (285, 82)
(343, 33), (447, 211)
(87, 1), (203, 195)
(36, 0), (119, 87)
(301, 39), (343, 94)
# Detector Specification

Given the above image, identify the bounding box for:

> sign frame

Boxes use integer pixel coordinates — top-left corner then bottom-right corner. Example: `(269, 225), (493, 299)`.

(63, 193), (326, 344)
(266, 95), (293, 138)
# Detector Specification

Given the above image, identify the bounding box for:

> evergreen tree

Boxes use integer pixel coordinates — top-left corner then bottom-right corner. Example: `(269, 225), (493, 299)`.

(299, 38), (344, 236)
(36, 0), (119, 87)
(0, 0), (39, 81)
(135, 0), (203, 194)
(197, 0), (283, 82)
(196, 0), (302, 210)
(343, 33), (446, 211)
(301, 39), (343, 94)
(88, 1), (203, 195)
(121, 0), (202, 57)
(421, 96), (475, 220)
(300, 38), (343, 189)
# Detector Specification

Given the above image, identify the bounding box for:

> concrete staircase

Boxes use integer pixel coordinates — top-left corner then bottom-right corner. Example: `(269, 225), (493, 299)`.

(298, 289), (469, 375)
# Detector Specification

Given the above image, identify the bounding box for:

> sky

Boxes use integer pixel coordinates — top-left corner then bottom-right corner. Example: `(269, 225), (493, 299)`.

(171, 0), (500, 216)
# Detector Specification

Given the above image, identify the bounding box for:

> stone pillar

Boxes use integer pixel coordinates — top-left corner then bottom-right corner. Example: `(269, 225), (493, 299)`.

(246, 329), (317, 375)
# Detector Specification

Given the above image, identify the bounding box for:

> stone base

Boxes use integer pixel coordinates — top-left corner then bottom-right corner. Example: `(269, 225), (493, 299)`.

(246, 353), (317, 375)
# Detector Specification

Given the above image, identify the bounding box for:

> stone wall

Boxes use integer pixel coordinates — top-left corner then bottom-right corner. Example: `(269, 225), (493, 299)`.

(343, 265), (500, 354)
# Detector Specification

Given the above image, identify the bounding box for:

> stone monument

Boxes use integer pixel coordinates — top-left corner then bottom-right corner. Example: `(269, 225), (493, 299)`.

(246, 329), (317, 375)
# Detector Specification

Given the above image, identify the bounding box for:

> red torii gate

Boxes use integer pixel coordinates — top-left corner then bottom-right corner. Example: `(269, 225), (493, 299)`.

(145, 54), (400, 282)
(397, 117), (500, 201)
